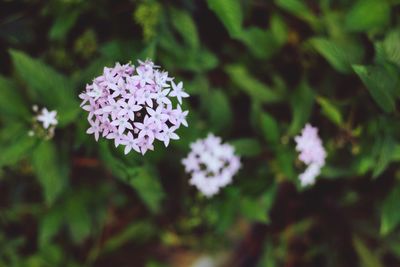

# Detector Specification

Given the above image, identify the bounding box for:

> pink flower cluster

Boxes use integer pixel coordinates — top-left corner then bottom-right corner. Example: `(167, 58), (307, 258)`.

(79, 60), (189, 155)
(182, 134), (241, 197)
(294, 123), (326, 186)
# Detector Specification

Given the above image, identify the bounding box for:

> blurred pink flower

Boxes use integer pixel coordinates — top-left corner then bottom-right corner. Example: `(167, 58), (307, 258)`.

(182, 134), (241, 198)
(294, 123), (327, 186)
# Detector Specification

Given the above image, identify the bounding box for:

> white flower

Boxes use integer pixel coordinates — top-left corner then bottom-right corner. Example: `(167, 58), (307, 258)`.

(299, 163), (321, 187)
(170, 81), (189, 104)
(36, 108), (58, 129)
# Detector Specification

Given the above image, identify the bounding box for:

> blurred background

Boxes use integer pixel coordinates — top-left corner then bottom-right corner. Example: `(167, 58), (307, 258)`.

(1, 0), (400, 266)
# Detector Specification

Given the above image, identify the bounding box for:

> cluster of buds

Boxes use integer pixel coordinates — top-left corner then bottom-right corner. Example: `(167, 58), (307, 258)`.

(79, 60), (189, 155)
(294, 123), (327, 186)
(28, 105), (58, 140)
(182, 134), (241, 197)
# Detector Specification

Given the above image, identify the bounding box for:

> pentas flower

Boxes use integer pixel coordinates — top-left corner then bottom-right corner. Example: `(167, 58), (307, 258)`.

(294, 123), (326, 186)
(182, 134), (241, 198)
(29, 105), (58, 139)
(80, 60), (189, 155)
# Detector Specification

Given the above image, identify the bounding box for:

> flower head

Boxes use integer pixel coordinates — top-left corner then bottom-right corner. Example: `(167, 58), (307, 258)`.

(80, 60), (190, 154)
(30, 106), (58, 139)
(182, 134), (241, 198)
(36, 108), (58, 129)
(294, 124), (326, 186)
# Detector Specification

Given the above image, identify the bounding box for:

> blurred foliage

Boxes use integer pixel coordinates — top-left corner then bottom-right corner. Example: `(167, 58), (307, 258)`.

(0, 0), (400, 266)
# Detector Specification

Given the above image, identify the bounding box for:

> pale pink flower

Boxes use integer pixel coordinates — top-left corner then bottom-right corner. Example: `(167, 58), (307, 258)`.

(170, 81), (189, 104)
(294, 123), (327, 186)
(80, 60), (190, 154)
(182, 134), (241, 198)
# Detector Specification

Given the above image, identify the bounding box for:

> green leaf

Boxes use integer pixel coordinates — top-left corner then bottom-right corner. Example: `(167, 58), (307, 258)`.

(381, 184), (400, 235)
(100, 40), (141, 62)
(0, 76), (29, 119)
(99, 142), (164, 213)
(103, 221), (157, 253)
(271, 15), (288, 45)
(207, 90), (232, 133)
(353, 236), (383, 267)
(353, 64), (398, 113)
(240, 27), (280, 59)
(275, 0), (318, 26)
(372, 135), (395, 178)
(225, 65), (282, 103)
(170, 8), (199, 49)
(49, 10), (80, 41)
(260, 112), (280, 146)
(276, 146), (296, 180)
(310, 37), (364, 73)
(379, 29), (400, 67)
(215, 188), (240, 232)
(345, 0), (390, 32)
(127, 167), (165, 214)
(231, 138), (262, 157)
(316, 96), (343, 126)
(10, 50), (79, 125)
(38, 210), (63, 247)
(99, 141), (129, 180)
(0, 129), (37, 168)
(257, 241), (277, 267)
(240, 186), (276, 223)
(32, 141), (68, 205)
(66, 197), (91, 244)
(206, 0), (243, 37)
(288, 81), (314, 136)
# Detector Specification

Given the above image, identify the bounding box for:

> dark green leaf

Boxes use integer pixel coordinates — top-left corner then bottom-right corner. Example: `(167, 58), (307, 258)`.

(127, 167), (165, 214)
(66, 197), (91, 244)
(231, 138), (262, 157)
(271, 15), (288, 45)
(0, 76), (29, 119)
(381, 184), (400, 235)
(240, 27), (280, 59)
(225, 65), (282, 103)
(288, 81), (314, 136)
(49, 10), (80, 41)
(277, 147), (296, 180)
(215, 187), (240, 232)
(9, 50), (79, 125)
(240, 186), (276, 223)
(316, 96), (343, 126)
(38, 210), (63, 247)
(372, 135), (395, 178)
(379, 29), (400, 67)
(207, 90), (232, 133)
(103, 221), (157, 253)
(32, 141), (68, 205)
(353, 236), (383, 267)
(170, 8), (199, 49)
(0, 129), (37, 168)
(206, 0), (243, 37)
(353, 64), (398, 113)
(310, 37), (364, 73)
(345, 0), (390, 32)
(275, 0), (318, 26)
(260, 112), (280, 146)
